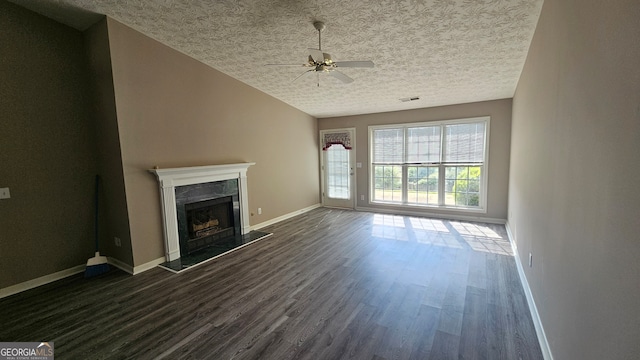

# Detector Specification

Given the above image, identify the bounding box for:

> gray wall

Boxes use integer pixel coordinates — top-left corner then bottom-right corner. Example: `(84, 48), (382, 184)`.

(319, 99), (512, 221)
(509, 0), (640, 359)
(0, 0), (97, 288)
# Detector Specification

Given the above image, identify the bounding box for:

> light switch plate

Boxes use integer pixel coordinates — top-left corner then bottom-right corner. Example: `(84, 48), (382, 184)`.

(0, 188), (10, 199)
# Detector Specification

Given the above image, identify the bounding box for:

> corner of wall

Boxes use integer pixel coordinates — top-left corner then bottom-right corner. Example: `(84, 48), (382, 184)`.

(83, 17), (134, 268)
(505, 221), (554, 360)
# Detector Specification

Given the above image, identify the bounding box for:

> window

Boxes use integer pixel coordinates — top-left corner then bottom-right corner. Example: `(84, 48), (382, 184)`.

(370, 117), (488, 211)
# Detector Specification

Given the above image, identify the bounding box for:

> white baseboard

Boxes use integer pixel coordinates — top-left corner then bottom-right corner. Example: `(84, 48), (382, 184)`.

(107, 257), (133, 274)
(0, 264), (85, 299)
(133, 257), (166, 274)
(251, 203), (322, 230)
(356, 205), (506, 224)
(108, 256), (165, 275)
(0, 255), (174, 299)
(505, 222), (554, 360)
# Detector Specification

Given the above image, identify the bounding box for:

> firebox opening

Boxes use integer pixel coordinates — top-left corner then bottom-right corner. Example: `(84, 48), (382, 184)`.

(183, 196), (234, 255)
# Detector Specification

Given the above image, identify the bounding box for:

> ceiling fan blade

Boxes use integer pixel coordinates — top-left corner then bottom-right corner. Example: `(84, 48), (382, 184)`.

(266, 63), (307, 67)
(334, 60), (375, 68)
(308, 48), (324, 64)
(328, 70), (354, 84)
(293, 69), (315, 82)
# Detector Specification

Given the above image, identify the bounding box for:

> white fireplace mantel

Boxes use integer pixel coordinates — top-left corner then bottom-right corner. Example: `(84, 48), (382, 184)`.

(149, 163), (255, 262)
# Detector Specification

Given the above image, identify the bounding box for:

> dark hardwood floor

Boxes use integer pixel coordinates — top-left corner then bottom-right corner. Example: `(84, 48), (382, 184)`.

(0, 208), (543, 360)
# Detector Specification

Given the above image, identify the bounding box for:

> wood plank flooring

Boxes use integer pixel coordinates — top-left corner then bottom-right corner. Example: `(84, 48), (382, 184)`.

(0, 208), (543, 360)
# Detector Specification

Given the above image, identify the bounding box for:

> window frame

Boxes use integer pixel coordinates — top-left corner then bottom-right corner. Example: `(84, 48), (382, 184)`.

(369, 116), (490, 213)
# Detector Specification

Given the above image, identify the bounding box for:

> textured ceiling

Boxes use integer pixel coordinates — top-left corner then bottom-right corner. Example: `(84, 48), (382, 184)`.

(13, 0), (543, 118)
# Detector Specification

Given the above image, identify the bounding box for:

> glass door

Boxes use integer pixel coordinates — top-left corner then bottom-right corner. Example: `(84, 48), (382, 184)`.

(321, 129), (355, 209)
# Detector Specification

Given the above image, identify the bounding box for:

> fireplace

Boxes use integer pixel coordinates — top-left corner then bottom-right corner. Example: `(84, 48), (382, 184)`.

(174, 178), (242, 257)
(149, 163), (254, 262)
(183, 196), (234, 254)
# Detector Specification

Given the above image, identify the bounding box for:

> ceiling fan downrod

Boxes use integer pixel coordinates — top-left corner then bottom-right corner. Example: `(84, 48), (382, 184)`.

(313, 21), (325, 51)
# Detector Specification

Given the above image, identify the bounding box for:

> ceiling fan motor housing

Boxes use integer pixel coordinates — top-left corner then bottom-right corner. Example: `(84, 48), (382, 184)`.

(313, 21), (326, 32)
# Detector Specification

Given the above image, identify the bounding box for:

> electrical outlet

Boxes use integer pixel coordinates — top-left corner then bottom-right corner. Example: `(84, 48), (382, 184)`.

(0, 187), (10, 199)
(360, 195), (365, 201)
(114, 237), (121, 247)
(257, 207), (262, 215)
(529, 253), (533, 267)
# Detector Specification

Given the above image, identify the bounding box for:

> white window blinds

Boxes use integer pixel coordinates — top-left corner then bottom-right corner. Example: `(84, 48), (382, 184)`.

(407, 126), (441, 163)
(373, 128), (404, 163)
(443, 122), (486, 163)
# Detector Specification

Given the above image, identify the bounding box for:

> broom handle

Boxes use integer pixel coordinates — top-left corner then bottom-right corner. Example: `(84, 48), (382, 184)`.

(94, 175), (100, 252)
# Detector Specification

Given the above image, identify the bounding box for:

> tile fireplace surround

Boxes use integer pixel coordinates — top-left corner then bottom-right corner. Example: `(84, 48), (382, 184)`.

(149, 163), (255, 262)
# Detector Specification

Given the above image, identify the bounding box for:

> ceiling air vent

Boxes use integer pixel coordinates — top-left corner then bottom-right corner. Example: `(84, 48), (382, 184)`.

(399, 96), (420, 102)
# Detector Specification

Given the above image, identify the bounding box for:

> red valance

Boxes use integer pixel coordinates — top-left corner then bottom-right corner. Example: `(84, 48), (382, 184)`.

(322, 132), (352, 151)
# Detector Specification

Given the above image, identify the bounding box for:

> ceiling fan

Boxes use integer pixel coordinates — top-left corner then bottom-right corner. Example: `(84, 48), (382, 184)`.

(268, 21), (374, 85)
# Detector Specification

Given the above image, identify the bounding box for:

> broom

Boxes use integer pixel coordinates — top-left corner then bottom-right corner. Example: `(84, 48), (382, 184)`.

(85, 175), (110, 278)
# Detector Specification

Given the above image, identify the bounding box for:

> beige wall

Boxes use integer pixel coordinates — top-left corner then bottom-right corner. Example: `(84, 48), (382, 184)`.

(84, 18), (133, 266)
(104, 18), (320, 266)
(509, 0), (640, 359)
(319, 99), (512, 221)
(0, 1), (97, 288)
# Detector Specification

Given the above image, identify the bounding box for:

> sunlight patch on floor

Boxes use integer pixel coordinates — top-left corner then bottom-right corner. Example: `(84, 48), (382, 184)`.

(370, 213), (512, 255)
